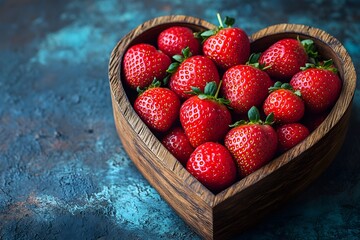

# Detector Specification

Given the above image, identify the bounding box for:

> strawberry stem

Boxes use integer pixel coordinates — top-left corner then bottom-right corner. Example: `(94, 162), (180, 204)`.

(217, 13), (224, 28)
(214, 80), (222, 99)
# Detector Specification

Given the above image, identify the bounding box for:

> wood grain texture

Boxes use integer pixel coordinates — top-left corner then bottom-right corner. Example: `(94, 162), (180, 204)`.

(108, 17), (356, 240)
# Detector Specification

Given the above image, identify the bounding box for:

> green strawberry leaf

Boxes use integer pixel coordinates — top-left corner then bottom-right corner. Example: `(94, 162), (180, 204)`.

(163, 74), (170, 86)
(200, 29), (216, 37)
(300, 59), (338, 73)
(320, 59), (338, 73)
(265, 112), (275, 125)
(172, 54), (184, 63)
(268, 81), (284, 92)
(167, 47), (192, 74)
(197, 94), (208, 100)
(300, 62), (316, 71)
(224, 16), (235, 27)
(166, 62), (180, 74)
(188, 86), (202, 95)
(218, 98), (231, 106)
(246, 53), (270, 70)
(187, 81), (231, 107)
(182, 46), (192, 59)
(294, 90), (302, 97)
(229, 120), (247, 128)
(198, 29), (217, 43)
(281, 83), (292, 90)
(196, 13), (236, 43)
(136, 78), (161, 95)
(136, 86), (145, 95)
(301, 38), (319, 59)
(248, 106), (260, 123)
(204, 81), (217, 96)
(268, 81), (300, 96)
(247, 53), (261, 64)
(274, 81), (282, 87)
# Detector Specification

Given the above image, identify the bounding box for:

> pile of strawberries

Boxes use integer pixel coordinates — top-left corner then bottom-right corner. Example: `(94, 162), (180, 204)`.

(122, 14), (342, 193)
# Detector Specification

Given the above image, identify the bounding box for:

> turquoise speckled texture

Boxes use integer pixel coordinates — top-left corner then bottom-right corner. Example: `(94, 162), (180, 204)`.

(0, 0), (359, 239)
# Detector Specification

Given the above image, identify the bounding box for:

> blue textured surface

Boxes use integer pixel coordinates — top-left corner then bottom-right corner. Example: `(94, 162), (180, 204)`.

(0, 0), (359, 239)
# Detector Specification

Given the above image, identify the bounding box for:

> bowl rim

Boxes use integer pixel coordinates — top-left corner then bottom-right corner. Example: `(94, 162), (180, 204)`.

(108, 15), (357, 206)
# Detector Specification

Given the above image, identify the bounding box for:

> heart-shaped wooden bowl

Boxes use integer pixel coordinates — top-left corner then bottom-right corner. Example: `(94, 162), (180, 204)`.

(108, 15), (356, 240)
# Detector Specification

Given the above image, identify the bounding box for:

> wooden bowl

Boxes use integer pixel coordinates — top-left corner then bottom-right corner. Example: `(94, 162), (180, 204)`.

(108, 15), (356, 240)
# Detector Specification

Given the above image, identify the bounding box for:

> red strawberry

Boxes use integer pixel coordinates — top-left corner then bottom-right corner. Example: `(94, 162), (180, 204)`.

(158, 26), (200, 57)
(259, 38), (316, 80)
(162, 127), (194, 165)
(201, 14), (250, 70)
(276, 123), (310, 153)
(134, 81), (180, 132)
(180, 81), (232, 148)
(222, 61), (273, 115)
(224, 107), (277, 177)
(168, 47), (220, 100)
(289, 60), (342, 113)
(186, 142), (237, 193)
(123, 43), (171, 89)
(263, 81), (305, 124)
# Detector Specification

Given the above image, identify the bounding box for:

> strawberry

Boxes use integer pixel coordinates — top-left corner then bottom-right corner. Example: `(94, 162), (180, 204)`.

(162, 126), (194, 165)
(180, 81), (232, 148)
(167, 47), (220, 100)
(200, 14), (250, 70)
(123, 43), (171, 89)
(224, 106), (277, 177)
(221, 57), (274, 115)
(134, 81), (180, 132)
(259, 38), (317, 80)
(158, 26), (200, 57)
(276, 123), (310, 153)
(263, 81), (305, 124)
(186, 142), (237, 193)
(289, 60), (342, 113)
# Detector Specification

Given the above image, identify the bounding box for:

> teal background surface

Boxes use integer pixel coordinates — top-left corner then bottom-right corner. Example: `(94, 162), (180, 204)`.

(1, 0), (359, 239)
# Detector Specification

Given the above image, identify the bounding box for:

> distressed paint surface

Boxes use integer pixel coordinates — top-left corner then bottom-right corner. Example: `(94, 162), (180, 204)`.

(0, 0), (360, 239)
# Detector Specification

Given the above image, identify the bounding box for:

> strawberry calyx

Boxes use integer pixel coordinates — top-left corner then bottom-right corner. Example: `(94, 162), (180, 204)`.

(229, 106), (274, 127)
(195, 13), (235, 42)
(164, 47), (192, 85)
(136, 78), (161, 95)
(166, 46), (192, 74)
(299, 37), (318, 63)
(269, 81), (301, 97)
(188, 81), (231, 106)
(246, 53), (270, 70)
(300, 59), (338, 73)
